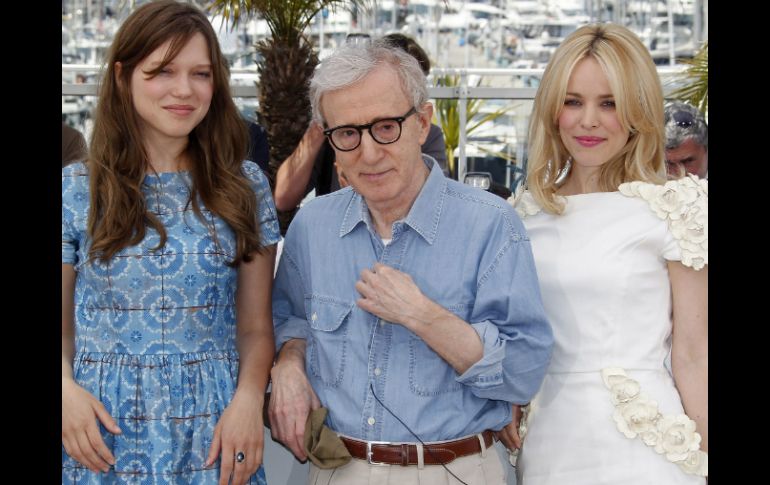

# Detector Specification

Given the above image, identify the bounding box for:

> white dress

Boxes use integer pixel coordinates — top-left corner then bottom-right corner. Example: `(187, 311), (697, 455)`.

(510, 176), (708, 485)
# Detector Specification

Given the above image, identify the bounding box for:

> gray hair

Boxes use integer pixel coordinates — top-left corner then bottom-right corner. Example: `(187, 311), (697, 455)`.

(664, 101), (708, 150)
(309, 38), (428, 125)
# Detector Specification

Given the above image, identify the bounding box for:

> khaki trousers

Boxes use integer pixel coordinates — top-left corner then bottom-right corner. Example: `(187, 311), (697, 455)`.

(307, 439), (505, 485)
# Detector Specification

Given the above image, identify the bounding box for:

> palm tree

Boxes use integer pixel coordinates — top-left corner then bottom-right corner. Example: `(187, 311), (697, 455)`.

(207, 0), (362, 231)
(670, 41), (708, 116)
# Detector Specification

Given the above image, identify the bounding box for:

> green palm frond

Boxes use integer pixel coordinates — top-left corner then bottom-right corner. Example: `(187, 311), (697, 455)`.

(670, 41), (708, 116)
(207, 0), (364, 45)
(434, 75), (515, 178)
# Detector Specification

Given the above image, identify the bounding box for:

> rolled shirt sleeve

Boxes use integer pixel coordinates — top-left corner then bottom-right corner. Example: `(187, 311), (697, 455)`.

(272, 241), (310, 350)
(455, 218), (553, 404)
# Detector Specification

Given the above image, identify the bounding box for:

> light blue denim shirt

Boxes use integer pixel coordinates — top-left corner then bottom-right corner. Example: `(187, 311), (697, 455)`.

(273, 157), (553, 442)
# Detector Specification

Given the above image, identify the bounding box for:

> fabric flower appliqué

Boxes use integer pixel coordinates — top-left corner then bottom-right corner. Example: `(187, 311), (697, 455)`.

(601, 368), (707, 477)
(507, 186), (543, 219)
(619, 174), (707, 270)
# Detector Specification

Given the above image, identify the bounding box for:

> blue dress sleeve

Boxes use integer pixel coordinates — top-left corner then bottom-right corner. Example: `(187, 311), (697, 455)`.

(62, 163), (90, 265)
(242, 161), (281, 247)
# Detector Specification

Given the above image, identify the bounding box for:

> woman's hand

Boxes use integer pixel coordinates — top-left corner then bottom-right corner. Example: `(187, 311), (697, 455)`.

(205, 390), (265, 485)
(495, 404), (523, 451)
(62, 378), (122, 473)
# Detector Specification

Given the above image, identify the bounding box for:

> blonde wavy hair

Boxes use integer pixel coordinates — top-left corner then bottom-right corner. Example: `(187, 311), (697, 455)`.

(87, 0), (263, 265)
(526, 23), (667, 214)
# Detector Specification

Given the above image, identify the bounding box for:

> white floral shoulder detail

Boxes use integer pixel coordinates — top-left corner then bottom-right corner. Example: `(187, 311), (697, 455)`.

(618, 175), (708, 270)
(601, 367), (708, 477)
(507, 186), (543, 219)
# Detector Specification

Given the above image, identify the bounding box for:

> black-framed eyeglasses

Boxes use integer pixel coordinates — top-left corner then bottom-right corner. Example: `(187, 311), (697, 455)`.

(323, 107), (417, 152)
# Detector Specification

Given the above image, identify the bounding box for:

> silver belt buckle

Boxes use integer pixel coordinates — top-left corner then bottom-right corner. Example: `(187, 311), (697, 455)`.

(366, 440), (392, 466)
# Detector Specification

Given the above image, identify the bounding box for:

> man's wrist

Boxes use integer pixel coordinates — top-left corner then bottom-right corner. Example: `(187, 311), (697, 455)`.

(406, 296), (445, 333)
(276, 339), (306, 367)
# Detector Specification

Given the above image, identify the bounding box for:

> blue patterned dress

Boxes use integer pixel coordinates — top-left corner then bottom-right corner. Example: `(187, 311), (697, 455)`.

(62, 161), (280, 485)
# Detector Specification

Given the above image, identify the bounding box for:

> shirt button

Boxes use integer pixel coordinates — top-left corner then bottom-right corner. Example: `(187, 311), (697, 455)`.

(311, 312), (318, 322)
(367, 417), (376, 426)
(374, 368), (381, 376)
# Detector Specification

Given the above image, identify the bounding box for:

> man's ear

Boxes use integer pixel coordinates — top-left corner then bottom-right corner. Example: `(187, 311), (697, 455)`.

(417, 102), (433, 145)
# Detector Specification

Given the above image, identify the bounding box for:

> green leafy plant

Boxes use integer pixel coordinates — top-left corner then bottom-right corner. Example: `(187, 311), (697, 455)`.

(433, 74), (515, 179)
(669, 41), (707, 116)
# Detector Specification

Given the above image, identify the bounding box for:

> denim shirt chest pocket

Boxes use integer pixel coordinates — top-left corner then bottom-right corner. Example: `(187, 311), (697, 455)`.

(408, 302), (473, 396)
(304, 295), (355, 388)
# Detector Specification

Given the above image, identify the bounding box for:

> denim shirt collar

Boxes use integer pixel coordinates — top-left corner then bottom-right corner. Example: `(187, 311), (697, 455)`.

(339, 155), (446, 245)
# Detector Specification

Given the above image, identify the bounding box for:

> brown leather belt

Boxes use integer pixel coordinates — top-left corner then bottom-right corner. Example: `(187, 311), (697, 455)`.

(340, 430), (494, 466)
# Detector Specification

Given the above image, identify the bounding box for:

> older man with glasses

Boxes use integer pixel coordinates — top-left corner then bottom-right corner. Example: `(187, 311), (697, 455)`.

(664, 101), (708, 179)
(267, 39), (553, 485)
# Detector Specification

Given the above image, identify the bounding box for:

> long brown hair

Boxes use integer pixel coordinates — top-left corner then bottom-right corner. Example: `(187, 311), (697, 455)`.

(87, 0), (262, 265)
(526, 23), (667, 214)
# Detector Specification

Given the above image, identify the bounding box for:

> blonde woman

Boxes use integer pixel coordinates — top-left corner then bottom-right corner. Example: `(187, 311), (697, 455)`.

(504, 24), (707, 484)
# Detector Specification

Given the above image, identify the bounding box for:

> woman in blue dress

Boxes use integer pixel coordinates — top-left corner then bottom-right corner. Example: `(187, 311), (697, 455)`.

(62, 2), (280, 483)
